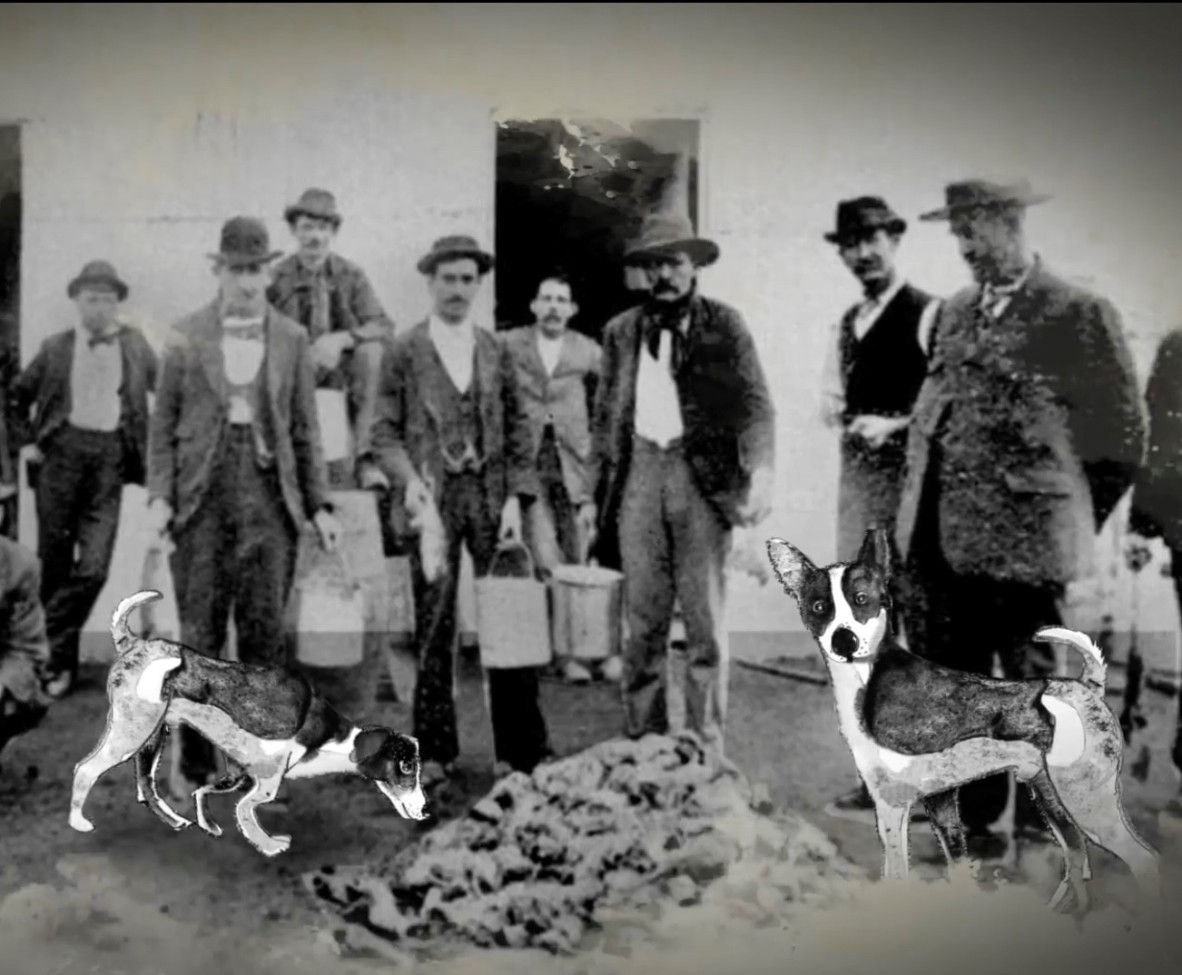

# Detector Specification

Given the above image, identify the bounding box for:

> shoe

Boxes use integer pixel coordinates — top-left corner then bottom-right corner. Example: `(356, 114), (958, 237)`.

(562, 660), (593, 684)
(600, 656), (624, 682)
(44, 670), (75, 700)
(824, 784), (877, 823)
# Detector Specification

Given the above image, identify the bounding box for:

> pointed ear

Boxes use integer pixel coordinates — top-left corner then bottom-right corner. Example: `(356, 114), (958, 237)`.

(767, 538), (815, 597)
(350, 727), (390, 765)
(857, 528), (892, 578)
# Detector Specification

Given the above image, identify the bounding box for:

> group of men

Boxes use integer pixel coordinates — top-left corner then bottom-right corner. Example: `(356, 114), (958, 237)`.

(0, 188), (777, 804)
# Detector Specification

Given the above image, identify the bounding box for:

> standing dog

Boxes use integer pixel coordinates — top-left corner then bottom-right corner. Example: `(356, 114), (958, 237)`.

(68, 590), (427, 857)
(766, 529), (1159, 914)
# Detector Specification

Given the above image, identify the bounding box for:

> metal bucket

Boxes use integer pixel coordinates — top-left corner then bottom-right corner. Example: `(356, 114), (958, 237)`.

(476, 543), (552, 669)
(550, 564), (624, 662)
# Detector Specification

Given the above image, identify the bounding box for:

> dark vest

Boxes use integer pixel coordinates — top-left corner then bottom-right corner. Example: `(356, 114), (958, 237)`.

(839, 283), (932, 420)
(428, 352), (485, 469)
(222, 342), (276, 468)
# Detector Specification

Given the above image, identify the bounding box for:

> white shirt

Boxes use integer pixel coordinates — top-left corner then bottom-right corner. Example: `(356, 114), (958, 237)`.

(69, 324), (123, 432)
(221, 316), (266, 424)
(429, 314), (475, 393)
(634, 317), (686, 447)
(536, 330), (564, 377)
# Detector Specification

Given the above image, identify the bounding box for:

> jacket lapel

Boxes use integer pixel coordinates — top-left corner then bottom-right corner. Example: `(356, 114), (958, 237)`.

(475, 328), (500, 426)
(46, 331), (76, 403)
(264, 307), (284, 421)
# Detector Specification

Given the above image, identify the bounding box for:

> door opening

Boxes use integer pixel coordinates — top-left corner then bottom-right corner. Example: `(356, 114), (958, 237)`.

(0, 125), (21, 540)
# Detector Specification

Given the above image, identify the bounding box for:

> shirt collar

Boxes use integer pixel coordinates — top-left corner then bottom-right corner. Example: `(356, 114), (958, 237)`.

(75, 322), (121, 346)
(980, 255), (1038, 297)
(863, 276), (905, 310)
(429, 313), (475, 344)
(535, 325), (565, 345)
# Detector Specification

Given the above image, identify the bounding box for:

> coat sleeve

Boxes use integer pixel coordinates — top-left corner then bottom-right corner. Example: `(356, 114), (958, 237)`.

(146, 333), (185, 508)
(289, 330), (331, 519)
(1128, 329), (1182, 539)
(728, 308), (776, 477)
(365, 340), (419, 495)
(348, 268), (395, 341)
(10, 344), (46, 448)
(587, 320), (621, 505)
(500, 337), (539, 501)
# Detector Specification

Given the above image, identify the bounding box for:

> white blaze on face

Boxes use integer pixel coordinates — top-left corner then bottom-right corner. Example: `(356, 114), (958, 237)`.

(378, 780), (428, 821)
(819, 567), (887, 661)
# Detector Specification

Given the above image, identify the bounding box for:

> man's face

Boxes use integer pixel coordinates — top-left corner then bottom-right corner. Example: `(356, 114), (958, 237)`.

(531, 279), (577, 337)
(216, 262), (270, 317)
(950, 209), (1017, 283)
(837, 229), (898, 291)
(292, 215), (336, 264)
(428, 258), (482, 323)
(74, 286), (120, 334)
(641, 251), (696, 302)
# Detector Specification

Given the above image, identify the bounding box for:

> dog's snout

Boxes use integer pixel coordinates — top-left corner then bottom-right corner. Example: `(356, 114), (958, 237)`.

(832, 627), (859, 660)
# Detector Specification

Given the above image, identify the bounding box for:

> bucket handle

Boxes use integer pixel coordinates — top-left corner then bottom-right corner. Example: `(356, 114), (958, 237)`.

(488, 541), (537, 580)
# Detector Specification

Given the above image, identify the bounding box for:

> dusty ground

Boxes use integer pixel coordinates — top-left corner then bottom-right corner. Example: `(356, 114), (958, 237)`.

(2, 645), (1182, 974)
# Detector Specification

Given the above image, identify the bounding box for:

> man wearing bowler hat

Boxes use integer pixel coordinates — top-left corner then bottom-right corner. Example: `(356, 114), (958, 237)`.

(267, 188), (394, 486)
(361, 234), (548, 787)
(819, 196), (941, 822)
(147, 216), (341, 795)
(589, 212), (776, 752)
(895, 179), (1144, 857)
(9, 260), (158, 699)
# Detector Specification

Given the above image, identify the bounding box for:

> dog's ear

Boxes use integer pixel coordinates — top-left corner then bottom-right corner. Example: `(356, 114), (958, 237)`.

(857, 528), (892, 579)
(767, 538), (814, 597)
(351, 727), (391, 765)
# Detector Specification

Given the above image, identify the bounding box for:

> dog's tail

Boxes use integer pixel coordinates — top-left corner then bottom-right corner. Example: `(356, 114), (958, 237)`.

(1033, 626), (1107, 690)
(110, 590), (163, 653)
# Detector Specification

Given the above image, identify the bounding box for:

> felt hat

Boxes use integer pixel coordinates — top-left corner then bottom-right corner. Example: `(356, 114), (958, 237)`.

(66, 260), (128, 301)
(624, 212), (719, 267)
(824, 197), (907, 244)
(919, 178), (1052, 221)
(283, 187), (342, 228)
(416, 235), (495, 275)
(207, 216), (284, 268)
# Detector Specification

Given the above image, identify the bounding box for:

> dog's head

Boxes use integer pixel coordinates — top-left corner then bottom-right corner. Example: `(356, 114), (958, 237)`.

(767, 528), (892, 665)
(350, 727), (428, 821)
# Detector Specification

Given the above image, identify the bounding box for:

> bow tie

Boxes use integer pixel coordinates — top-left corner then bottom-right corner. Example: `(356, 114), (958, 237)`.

(87, 332), (119, 349)
(222, 322), (264, 342)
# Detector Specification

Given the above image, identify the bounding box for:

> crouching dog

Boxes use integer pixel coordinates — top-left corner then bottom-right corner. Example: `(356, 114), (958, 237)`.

(68, 590), (427, 857)
(766, 528), (1160, 915)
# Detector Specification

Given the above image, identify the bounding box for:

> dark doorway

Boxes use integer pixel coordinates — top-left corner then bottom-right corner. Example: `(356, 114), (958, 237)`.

(0, 125), (21, 539)
(494, 118), (700, 341)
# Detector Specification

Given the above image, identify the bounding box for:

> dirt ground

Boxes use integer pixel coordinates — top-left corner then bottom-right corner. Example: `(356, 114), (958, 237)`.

(2, 645), (1182, 975)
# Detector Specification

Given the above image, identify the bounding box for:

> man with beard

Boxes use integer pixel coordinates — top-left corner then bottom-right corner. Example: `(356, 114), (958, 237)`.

(818, 196), (940, 822)
(590, 213), (775, 751)
(502, 273), (609, 684)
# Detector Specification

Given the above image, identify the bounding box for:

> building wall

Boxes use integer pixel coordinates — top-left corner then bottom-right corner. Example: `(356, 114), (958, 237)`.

(1, 4), (1179, 655)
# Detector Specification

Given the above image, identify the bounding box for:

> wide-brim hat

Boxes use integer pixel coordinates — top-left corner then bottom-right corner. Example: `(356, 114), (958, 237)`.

(207, 216), (284, 268)
(624, 212), (719, 267)
(284, 187), (342, 227)
(919, 178), (1052, 221)
(416, 235), (495, 275)
(824, 196), (907, 244)
(67, 259), (128, 301)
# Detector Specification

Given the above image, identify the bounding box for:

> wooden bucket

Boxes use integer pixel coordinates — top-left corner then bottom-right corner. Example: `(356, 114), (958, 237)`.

(475, 543), (552, 669)
(550, 563), (625, 662)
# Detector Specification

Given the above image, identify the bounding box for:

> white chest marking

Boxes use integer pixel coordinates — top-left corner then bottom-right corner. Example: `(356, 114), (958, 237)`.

(284, 731), (359, 780)
(135, 657), (183, 704)
(258, 738), (294, 757)
(1040, 694), (1087, 767)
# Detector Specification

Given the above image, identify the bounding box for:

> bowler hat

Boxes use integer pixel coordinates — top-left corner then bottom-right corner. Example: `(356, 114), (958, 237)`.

(919, 178), (1052, 221)
(824, 197), (907, 244)
(284, 187), (342, 228)
(624, 212), (719, 268)
(207, 216), (284, 268)
(67, 260), (128, 301)
(416, 235), (495, 275)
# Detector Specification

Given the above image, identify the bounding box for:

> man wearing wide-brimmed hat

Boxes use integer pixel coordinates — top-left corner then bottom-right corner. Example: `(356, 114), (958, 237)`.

(589, 212), (776, 752)
(895, 178), (1145, 856)
(147, 216), (341, 796)
(9, 259), (158, 699)
(818, 195), (942, 823)
(362, 234), (549, 788)
(267, 188), (394, 487)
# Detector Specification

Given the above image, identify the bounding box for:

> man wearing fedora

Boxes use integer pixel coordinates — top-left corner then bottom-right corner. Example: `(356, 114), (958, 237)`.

(267, 188), (394, 487)
(819, 196), (941, 822)
(362, 234), (548, 786)
(147, 216), (341, 794)
(895, 179), (1145, 855)
(9, 260), (158, 699)
(590, 212), (776, 751)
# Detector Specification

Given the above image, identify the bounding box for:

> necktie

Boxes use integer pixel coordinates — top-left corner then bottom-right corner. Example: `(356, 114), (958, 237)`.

(645, 314), (684, 372)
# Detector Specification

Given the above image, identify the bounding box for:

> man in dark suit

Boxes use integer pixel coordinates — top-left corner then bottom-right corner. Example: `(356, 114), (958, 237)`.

(360, 235), (548, 786)
(9, 261), (158, 698)
(502, 272), (608, 684)
(590, 213), (776, 752)
(147, 216), (341, 794)
(895, 179), (1145, 853)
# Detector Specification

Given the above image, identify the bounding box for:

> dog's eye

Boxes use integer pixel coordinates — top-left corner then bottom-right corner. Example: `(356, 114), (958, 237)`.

(399, 760), (417, 776)
(854, 593), (868, 606)
(811, 600), (826, 614)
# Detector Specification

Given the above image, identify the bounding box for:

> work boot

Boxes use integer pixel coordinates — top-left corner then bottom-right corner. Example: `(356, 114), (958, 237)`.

(562, 660), (593, 684)
(600, 656), (624, 682)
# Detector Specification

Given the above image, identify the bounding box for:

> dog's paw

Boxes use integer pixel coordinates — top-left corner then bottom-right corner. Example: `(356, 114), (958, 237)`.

(252, 833), (291, 857)
(68, 812), (95, 833)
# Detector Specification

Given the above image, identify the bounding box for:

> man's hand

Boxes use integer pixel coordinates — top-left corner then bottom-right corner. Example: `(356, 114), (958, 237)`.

(847, 414), (909, 449)
(499, 496), (523, 544)
(358, 462), (390, 493)
(405, 477), (433, 518)
(23, 445), (43, 466)
(146, 499), (173, 546)
(314, 508), (342, 552)
(311, 331), (355, 373)
(737, 467), (773, 527)
(1124, 532), (1154, 574)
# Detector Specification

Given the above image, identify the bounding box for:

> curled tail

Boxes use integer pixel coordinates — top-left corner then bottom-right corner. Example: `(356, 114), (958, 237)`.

(111, 590), (163, 652)
(1033, 626), (1107, 690)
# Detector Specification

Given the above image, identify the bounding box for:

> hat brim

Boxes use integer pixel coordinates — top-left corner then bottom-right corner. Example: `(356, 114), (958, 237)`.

(918, 193), (1053, 222)
(67, 276), (128, 302)
(207, 250), (285, 268)
(625, 238), (720, 268)
(284, 205), (342, 227)
(823, 218), (907, 244)
(417, 249), (495, 275)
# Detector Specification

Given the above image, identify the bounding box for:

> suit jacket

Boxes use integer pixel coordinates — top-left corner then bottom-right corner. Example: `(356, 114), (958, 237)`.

(895, 261), (1145, 586)
(9, 324), (159, 485)
(365, 321), (537, 536)
(590, 293), (776, 567)
(502, 324), (602, 505)
(0, 536), (50, 706)
(147, 302), (330, 533)
(1129, 326), (1182, 551)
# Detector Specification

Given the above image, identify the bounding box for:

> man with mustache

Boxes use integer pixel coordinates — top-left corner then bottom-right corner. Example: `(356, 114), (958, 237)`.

(895, 180), (1144, 859)
(267, 188), (394, 487)
(502, 273), (613, 684)
(590, 213), (775, 752)
(361, 235), (549, 786)
(818, 197), (940, 822)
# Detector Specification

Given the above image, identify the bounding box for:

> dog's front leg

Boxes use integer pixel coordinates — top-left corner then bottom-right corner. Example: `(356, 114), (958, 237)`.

(193, 772), (250, 837)
(135, 730), (193, 831)
(233, 771), (291, 857)
(874, 798), (912, 881)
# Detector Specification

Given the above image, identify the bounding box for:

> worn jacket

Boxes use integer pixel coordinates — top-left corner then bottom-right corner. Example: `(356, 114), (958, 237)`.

(9, 324), (158, 485)
(1128, 326), (1182, 551)
(147, 302), (330, 533)
(0, 536), (50, 706)
(502, 324), (602, 505)
(895, 261), (1145, 586)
